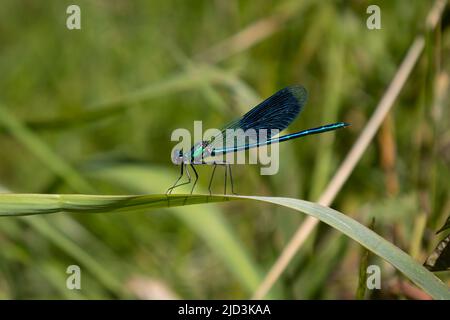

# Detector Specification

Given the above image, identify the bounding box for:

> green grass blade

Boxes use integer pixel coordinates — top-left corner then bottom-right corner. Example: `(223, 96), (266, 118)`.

(0, 193), (448, 299)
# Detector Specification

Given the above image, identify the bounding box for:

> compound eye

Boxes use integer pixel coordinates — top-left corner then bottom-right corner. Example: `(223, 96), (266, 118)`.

(172, 149), (184, 164)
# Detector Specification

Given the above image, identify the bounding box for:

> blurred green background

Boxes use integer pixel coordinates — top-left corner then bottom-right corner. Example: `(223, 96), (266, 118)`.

(0, 0), (449, 299)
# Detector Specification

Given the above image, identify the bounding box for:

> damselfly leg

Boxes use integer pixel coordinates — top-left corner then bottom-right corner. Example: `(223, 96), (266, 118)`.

(208, 164), (217, 196)
(227, 164), (236, 195)
(189, 164), (198, 194)
(166, 164), (192, 195)
(206, 161), (236, 195)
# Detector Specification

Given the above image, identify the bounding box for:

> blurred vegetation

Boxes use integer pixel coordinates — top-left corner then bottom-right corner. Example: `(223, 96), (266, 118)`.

(0, 0), (449, 299)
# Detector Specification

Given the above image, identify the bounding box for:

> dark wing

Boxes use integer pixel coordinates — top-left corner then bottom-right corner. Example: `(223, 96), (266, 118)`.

(208, 85), (307, 151)
(237, 85), (306, 139)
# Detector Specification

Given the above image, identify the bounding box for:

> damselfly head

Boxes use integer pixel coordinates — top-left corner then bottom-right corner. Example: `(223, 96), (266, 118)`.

(171, 148), (184, 165)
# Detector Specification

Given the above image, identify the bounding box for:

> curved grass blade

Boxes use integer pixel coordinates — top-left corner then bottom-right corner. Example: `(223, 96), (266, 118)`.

(0, 193), (448, 299)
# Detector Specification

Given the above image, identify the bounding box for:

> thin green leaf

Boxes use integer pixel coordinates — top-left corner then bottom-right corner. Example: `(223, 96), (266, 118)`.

(0, 193), (448, 299)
